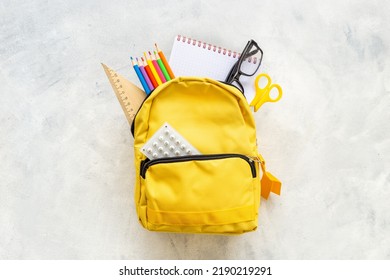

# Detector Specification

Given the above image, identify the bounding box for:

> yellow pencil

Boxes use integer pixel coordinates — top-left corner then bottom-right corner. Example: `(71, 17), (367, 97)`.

(144, 52), (162, 85)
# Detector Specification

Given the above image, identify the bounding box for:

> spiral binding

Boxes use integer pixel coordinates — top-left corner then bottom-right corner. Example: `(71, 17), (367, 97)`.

(176, 35), (258, 64)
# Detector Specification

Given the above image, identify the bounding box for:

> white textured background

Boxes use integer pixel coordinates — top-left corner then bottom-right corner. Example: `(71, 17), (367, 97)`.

(1, 0), (389, 259)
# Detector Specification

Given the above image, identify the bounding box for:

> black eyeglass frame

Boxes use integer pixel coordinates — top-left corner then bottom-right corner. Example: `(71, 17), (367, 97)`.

(225, 40), (263, 93)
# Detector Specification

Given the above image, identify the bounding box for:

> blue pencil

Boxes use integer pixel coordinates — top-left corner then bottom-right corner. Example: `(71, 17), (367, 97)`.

(131, 56), (150, 94)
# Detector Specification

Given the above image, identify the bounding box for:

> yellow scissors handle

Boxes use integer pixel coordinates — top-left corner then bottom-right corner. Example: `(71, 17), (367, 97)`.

(250, 73), (283, 112)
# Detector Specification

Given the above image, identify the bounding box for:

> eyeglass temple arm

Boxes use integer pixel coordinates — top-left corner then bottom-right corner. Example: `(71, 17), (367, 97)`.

(242, 48), (263, 60)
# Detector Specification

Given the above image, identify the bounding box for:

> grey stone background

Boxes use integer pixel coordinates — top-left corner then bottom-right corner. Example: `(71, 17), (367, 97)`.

(1, 0), (389, 259)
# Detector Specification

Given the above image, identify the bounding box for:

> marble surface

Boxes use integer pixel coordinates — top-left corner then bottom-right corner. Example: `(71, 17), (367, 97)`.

(1, 0), (389, 260)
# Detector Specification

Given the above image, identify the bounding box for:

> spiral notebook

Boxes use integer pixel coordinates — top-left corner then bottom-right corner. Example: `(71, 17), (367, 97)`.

(169, 35), (263, 102)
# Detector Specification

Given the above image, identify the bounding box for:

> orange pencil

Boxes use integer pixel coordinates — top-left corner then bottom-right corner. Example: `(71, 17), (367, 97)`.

(155, 43), (175, 79)
(141, 57), (158, 88)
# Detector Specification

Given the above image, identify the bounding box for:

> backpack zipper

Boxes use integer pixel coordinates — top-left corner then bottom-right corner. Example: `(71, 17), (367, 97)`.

(140, 153), (256, 179)
(219, 80), (245, 96)
(131, 90), (155, 137)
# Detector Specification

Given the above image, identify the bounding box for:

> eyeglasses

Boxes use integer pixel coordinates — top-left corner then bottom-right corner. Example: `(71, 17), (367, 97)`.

(225, 40), (263, 93)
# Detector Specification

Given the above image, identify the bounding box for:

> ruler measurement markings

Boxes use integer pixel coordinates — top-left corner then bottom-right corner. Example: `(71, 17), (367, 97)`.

(102, 63), (146, 125)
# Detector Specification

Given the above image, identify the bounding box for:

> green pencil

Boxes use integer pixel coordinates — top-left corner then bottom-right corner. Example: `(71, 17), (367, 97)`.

(154, 51), (171, 81)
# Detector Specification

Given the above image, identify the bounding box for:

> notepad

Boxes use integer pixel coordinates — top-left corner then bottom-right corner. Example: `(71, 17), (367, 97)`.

(169, 35), (263, 102)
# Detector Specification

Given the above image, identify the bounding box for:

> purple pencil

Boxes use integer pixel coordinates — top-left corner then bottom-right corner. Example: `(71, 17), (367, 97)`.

(137, 57), (154, 91)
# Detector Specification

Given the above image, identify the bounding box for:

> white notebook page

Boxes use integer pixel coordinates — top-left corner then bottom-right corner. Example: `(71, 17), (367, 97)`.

(168, 35), (262, 102)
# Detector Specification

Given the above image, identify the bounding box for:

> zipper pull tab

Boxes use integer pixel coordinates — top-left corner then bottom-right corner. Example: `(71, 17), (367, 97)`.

(247, 156), (263, 163)
(247, 155), (264, 179)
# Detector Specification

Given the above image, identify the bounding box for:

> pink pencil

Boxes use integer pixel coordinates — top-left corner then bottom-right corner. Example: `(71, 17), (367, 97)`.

(149, 51), (166, 83)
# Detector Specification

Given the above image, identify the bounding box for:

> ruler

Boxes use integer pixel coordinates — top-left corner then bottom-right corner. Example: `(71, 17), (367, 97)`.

(102, 63), (146, 125)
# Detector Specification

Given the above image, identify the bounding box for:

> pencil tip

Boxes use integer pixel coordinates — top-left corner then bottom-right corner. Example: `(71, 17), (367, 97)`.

(148, 51), (152, 55)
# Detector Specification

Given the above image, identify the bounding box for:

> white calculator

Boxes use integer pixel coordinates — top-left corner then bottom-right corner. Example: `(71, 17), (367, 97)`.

(141, 122), (200, 160)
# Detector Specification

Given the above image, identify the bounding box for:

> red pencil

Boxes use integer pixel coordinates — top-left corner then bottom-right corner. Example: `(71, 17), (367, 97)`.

(149, 51), (166, 83)
(142, 57), (158, 88)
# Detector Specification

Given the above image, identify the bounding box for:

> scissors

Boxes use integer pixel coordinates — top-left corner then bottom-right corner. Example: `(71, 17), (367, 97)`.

(250, 73), (283, 112)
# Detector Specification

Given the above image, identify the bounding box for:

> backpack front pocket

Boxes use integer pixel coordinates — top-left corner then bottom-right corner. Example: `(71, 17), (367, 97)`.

(140, 154), (258, 230)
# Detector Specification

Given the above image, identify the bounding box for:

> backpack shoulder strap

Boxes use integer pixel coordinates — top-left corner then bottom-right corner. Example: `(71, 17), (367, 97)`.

(258, 154), (282, 199)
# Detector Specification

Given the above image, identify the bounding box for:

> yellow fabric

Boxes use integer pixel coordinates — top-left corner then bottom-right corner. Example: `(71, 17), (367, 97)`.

(258, 155), (282, 199)
(133, 77), (281, 234)
(147, 205), (254, 226)
(261, 171), (282, 199)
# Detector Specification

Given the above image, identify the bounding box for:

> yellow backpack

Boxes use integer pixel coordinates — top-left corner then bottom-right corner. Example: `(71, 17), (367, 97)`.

(132, 76), (281, 234)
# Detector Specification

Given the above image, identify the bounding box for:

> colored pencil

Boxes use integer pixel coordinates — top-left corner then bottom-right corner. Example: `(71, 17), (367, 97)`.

(137, 57), (154, 92)
(130, 57), (150, 94)
(149, 51), (166, 83)
(155, 43), (175, 79)
(144, 52), (162, 85)
(154, 51), (170, 81)
(142, 57), (158, 88)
